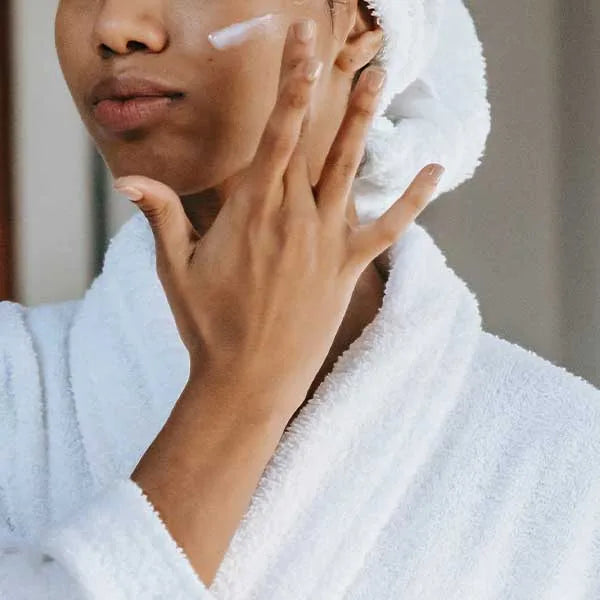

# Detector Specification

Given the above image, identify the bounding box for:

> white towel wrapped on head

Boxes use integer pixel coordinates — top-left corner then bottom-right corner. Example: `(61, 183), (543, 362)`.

(354, 0), (491, 221)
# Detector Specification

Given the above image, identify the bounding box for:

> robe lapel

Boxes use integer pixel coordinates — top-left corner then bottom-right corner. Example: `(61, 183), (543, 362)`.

(69, 210), (482, 598)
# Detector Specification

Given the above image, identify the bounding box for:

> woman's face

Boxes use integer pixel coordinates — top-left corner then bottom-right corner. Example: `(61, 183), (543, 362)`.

(55, 0), (383, 198)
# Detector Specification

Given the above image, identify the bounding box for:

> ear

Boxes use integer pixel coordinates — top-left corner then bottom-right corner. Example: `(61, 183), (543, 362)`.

(334, 1), (385, 74)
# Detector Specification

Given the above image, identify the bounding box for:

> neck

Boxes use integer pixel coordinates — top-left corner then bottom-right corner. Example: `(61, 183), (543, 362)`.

(180, 188), (224, 236)
(180, 171), (248, 235)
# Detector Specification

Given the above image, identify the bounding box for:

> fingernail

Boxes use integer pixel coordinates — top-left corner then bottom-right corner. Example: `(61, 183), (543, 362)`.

(426, 164), (445, 185)
(294, 19), (315, 42)
(114, 184), (143, 202)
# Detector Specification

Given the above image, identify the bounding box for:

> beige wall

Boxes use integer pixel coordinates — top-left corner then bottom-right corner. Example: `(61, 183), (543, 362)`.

(10, 1), (600, 386)
(11, 0), (93, 305)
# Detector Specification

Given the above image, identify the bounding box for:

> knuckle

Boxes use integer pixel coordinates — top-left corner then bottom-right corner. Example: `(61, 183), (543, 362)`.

(287, 57), (304, 73)
(322, 150), (340, 171)
(275, 132), (296, 155)
(265, 120), (295, 156)
(285, 84), (308, 110)
(247, 203), (272, 233)
(339, 160), (358, 181)
(377, 220), (398, 245)
(144, 203), (171, 230)
(324, 151), (357, 182)
(340, 250), (363, 281)
(281, 214), (316, 239)
(350, 97), (376, 121)
(404, 189), (429, 213)
(277, 216), (317, 258)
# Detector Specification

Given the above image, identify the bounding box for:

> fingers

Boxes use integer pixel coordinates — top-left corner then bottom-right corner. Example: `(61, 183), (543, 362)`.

(313, 66), (386, 222)
(349, 164), (445, 266)
(246, 19), (322, 210)
(113, 175), (198, 275)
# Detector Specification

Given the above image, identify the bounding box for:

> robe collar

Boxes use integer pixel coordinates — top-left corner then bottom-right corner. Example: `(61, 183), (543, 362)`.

(69, 209), (482, 597)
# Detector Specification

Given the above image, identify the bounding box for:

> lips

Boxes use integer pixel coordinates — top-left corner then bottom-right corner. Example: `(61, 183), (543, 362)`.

(90, 75), (184, 133)
(93, 96), (182, 133)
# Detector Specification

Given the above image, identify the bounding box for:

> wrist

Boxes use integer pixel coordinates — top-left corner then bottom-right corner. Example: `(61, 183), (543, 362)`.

(182, 374), (298, 430)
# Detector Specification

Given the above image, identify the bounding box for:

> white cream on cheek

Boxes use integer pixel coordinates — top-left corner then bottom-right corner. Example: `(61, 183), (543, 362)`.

(207, 12), (289, 50)
(207, 0), (312, 50)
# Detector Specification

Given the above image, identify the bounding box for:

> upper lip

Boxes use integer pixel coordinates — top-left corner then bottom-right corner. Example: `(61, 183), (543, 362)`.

(90, 75), (184, 106)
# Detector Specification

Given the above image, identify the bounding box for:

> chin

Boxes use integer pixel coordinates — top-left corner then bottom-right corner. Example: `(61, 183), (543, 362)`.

(104, 148), (224, 195)
(99, 126), (254, 196)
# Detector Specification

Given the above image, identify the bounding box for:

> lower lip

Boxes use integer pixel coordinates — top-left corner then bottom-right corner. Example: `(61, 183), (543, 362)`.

(92, 96), (180, 133)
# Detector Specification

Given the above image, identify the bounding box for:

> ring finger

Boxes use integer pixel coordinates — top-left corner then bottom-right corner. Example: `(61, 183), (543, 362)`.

(313, 66), (386, 222)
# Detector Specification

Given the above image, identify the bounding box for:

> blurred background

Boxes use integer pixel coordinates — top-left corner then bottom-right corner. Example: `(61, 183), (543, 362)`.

(0, 1), (598, 387)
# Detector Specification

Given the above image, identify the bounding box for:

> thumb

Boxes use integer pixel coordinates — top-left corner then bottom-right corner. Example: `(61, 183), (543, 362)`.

(113, 175), (197, 272)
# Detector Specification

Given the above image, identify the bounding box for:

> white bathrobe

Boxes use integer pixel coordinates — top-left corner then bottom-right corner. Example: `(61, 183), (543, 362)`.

(1, 208), (599, 600)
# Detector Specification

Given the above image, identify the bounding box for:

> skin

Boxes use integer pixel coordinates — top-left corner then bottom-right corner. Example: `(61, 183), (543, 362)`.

(54, 0), (389, 426)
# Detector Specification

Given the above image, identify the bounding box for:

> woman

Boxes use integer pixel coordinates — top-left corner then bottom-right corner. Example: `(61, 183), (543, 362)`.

(1, 0), (599, 598)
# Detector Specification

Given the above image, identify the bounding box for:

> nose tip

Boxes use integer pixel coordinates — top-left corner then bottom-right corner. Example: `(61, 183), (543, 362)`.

(99, 40), (154, 59)
(94, 17), (168, 57)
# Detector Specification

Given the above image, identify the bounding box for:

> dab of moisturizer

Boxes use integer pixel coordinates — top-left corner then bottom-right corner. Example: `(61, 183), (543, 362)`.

(208, 12), (287, 50)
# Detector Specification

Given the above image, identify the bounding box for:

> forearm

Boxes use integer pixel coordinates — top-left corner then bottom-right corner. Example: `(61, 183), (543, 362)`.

(130, 377), (290, 588)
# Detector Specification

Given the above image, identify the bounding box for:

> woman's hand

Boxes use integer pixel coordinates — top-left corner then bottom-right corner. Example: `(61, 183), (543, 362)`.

(114, 18), (444, 423)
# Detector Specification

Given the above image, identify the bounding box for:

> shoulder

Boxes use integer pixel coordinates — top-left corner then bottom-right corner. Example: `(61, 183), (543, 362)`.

(0, 298), (80, 330)
(475, 330), (600, 406)
(466, 330), (600, 454)
(463, 332), (600, 555)
(0, 299), (81, 394)
(0, 298), (80, 344)
(0, 299), (83, 541)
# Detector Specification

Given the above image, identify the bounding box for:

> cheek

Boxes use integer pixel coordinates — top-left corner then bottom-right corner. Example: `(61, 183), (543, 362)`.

(54, 19), (76, 92)
(54, 1), (75, 63)
(54, 7), (88, 97)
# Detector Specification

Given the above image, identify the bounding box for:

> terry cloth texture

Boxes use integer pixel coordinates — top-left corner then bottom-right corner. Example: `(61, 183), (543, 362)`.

(1, 208), (599, 599)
